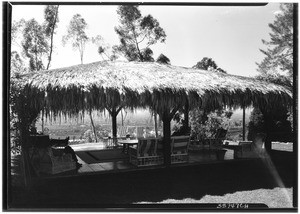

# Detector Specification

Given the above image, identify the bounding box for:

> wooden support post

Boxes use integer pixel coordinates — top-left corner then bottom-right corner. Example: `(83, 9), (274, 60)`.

(260, 109), (272, 153)
(242, 107), (246, 141)
(154, 112), (158, 138)
(184, 101), (189, 132)
(161, 106), (179, 167)
(106, 106), (123, 145)
(111, 109), (117, 139)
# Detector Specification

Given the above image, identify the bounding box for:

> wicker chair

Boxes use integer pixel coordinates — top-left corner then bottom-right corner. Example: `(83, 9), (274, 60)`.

(136, 126), (145, 138)
(170, 136), (191, 164)
(118, 126), (128, 139)
(128, 137), (163, 167)
(28, 135), (76, 174)
(38, 147), (76, 174)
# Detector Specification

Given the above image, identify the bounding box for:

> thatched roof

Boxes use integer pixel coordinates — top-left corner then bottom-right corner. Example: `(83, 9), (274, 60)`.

(21, 61), (292, 116)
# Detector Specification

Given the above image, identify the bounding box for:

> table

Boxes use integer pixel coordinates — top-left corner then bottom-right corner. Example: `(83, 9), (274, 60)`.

(222, 140), (253, 158)
(118, 139), (138, 154)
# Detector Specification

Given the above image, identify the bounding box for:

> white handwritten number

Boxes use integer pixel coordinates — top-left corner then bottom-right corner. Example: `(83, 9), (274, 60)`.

(217, 203), (249, 209)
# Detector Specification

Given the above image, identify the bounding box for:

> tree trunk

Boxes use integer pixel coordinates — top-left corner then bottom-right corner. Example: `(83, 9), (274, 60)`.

(80, 51), (83, 64)
(162, 113), (172, 166)
(89, 109), (97, 143)
(46, 5), (59, 70)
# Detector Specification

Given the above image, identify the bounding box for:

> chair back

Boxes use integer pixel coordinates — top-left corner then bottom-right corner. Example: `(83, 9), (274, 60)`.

(137, 138), (158, 157)
(29, 135), (51, 148)
(171, 136), (190, 154)
(136, 127), (145, 138)
(118, 126), (128, 137)
(50, 137), (69, 147)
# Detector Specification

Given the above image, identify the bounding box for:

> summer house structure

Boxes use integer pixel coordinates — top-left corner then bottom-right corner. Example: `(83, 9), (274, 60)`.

(20, 61), (292, 165)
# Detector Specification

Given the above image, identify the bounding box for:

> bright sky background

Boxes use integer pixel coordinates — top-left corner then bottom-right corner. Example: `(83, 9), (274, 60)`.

(11, 3), (281, 77)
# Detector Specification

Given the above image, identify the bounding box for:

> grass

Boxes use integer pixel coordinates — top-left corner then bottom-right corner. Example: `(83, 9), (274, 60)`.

(140, 187), (293, 208)
(7, 149), (295, 210)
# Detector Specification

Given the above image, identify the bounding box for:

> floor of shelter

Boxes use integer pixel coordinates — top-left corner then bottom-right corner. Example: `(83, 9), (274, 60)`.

(40, 143), (238, 177)
(34, 141), (293, 178)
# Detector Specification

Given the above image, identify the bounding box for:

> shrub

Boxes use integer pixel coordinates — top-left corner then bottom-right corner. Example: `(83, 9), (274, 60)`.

(247, 107), (293, 142)
(189, 109), (232, 140)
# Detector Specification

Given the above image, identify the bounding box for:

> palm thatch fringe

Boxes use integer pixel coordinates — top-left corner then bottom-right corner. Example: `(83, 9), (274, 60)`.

(20, 61), (292, 118)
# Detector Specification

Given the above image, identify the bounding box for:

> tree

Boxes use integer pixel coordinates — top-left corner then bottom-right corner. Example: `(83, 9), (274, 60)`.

(193, 57), (226, 73)
(189, 108), (232, 140)
(12, 19), (26, 49)
(256, 3), (293, 79)
(193, 57), (217, 70)
(11, 51), (27, 75)
(156, 54), (170, 64)
(22, 18), (49, 71)
(250, 3), (294, 150)
(105, 5), (167, 141)
(91, 35), (118, 61)
(114, 5), (166, 62)
(62, 14), (89, 64)
(44, 5), (59, 70)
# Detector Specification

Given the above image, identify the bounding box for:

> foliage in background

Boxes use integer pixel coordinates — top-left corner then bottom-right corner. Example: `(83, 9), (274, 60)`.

(22, 18), (49, 71)
(11, 51), (27, 75)
(256, 3), (293, 80)
(10, 77), (43, 151)
(114, 5), (167, 62)
(193, 57), (227, 73)
(247, 106), (292, 142)
(156, 54), (170, 64)
(180, 109), (232, 140)
(11, 19), (26, 49)
(247, 108), (265, 140)
(83, 126), (110, 143)
(62, 14), (89, 64)
(91, 35), (118, 61)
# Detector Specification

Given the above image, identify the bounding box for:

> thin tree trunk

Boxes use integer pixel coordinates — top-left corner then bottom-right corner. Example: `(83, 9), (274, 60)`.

(89, 109), (97, 142)
(46, 5), (59, 70)
(80, 45), (83, 64)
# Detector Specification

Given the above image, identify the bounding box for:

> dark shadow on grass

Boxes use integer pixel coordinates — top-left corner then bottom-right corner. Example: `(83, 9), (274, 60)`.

(8, 150), (294, 209)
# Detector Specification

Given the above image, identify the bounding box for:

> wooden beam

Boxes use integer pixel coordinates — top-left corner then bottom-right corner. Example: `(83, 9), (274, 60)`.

(242, 106), (246, 141)
(162, 109), (172, 166)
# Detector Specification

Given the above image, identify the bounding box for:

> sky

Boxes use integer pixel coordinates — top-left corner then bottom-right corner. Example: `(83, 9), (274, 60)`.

(11, 3), (282, 77)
